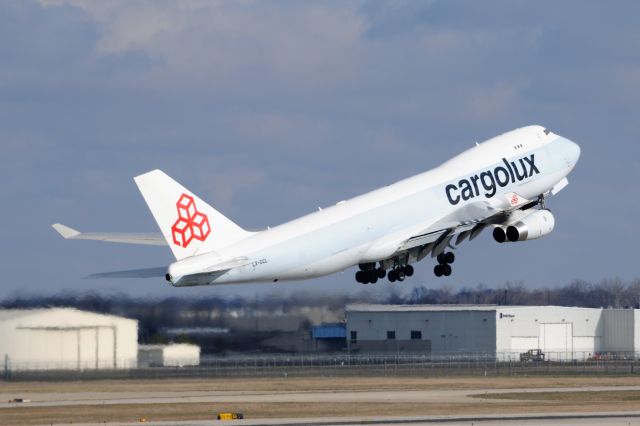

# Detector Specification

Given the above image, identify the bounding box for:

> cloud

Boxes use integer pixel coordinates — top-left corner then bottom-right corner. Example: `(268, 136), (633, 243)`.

(1, 0), (640, 298)
(39, 0), (367, 91)
(202, 169), (266, 210)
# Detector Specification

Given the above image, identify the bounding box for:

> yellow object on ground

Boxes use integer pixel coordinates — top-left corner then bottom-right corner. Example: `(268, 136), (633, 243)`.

(217, 412), (244, 420)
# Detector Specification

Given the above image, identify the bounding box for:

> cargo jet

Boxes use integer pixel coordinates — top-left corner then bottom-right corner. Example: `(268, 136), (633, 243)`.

(53, 125), (580, 286)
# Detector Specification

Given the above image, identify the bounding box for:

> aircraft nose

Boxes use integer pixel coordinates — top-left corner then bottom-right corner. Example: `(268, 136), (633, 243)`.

(559, 137), (581, 168)
(569, 141), (580, 163)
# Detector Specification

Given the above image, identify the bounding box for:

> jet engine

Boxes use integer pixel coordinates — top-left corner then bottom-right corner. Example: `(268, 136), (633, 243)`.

(493, 209), (555, 243)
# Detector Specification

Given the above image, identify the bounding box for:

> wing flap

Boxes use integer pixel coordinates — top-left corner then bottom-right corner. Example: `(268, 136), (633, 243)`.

(52, 223), (167, 246)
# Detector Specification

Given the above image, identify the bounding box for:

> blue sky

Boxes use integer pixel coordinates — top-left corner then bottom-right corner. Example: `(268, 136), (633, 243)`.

(1, 1), (639, 299)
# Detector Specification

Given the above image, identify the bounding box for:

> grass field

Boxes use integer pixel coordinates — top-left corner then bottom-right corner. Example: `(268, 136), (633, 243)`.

(2, 375), (640, 425)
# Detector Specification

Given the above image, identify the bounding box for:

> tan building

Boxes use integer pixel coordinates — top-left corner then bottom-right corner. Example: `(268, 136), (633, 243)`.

(0, 308), (138, 370)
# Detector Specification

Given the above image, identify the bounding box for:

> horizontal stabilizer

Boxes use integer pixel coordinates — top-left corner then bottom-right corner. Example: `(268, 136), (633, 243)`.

(167, 256), (252, 281)
(52, 223), (167, 246)
(87, 266), (167, 279)
(202, 257), (252, 273)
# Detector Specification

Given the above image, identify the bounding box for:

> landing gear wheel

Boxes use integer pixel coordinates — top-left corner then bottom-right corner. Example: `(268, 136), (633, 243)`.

(434, 264), (443, 277)
(437, 251), (455, 264)
(442, 264), (452, 277)
(377, 268), (386, 279)
(355, 270), (366, 283)
(370, 276), (378, 284)
(397, 270), (406, 282)
(404, 265), (414, 277)
(388, 270), (397, 282)
(444, 252), (455, 264)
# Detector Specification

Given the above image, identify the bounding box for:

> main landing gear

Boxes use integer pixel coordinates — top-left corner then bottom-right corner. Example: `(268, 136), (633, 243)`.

(355, 262), (414, 284)
(433, 251), (454, 277)
(388, 264), (413, 283)
(355, 264), (385, 284)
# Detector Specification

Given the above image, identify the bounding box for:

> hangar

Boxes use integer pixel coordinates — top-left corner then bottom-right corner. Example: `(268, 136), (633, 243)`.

(0, 308), (138, 370)
(346, 304), (640, 360)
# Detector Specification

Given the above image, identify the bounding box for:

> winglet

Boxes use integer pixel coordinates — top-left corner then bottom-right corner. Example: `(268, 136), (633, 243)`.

(52, 223), (81, 239)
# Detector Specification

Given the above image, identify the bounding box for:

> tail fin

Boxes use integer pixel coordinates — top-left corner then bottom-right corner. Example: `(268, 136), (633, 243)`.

(134, 170), (253, 260)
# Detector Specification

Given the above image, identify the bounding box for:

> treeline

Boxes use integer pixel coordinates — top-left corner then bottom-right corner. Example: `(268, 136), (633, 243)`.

(2, 279), (639, 333)
(406, 279), (640, 308)
(0, 291), (364, 345)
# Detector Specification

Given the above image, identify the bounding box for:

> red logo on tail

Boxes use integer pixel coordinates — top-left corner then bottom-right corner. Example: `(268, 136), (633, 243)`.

(171, 194), (211, 248)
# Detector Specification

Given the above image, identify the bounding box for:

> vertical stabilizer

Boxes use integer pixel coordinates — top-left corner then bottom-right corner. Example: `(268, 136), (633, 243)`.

(134, 170), (253, 260)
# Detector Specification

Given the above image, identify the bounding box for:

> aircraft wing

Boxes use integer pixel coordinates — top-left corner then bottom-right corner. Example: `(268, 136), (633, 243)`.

(378, 191), (537, 259)
(52, 223), (167, 246)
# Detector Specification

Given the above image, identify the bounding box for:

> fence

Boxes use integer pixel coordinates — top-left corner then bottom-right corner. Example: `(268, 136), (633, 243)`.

(3, 352), (640, 381)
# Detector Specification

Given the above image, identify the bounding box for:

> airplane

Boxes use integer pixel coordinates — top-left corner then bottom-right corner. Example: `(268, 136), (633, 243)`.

(53, 125), (580, 286)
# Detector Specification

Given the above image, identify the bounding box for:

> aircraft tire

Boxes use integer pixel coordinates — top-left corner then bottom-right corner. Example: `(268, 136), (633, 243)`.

(443, 264), (452, 276)
(388, 270), (397, 282)
(355, 271), (366, 283)
(377, 268), (386, 279)
(404, 265), (414, 276)
(434, 264), (443, 277)
(437, 253), (446, 264)
(445, 252), (455, 264)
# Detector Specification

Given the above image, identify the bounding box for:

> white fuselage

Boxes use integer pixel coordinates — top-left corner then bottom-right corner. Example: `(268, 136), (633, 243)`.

(168, 125), (580, 286)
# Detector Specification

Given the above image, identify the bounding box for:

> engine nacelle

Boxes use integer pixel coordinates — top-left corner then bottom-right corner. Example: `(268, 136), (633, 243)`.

(505, 209), (555, 242)
(493, 209), (555, 243)
(492, 227), (507, 243)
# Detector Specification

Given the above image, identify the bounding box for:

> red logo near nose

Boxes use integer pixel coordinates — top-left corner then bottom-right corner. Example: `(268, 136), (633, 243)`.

(171, 194), (211, 248)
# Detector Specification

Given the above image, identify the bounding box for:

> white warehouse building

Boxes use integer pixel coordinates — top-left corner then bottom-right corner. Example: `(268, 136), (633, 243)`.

(346, 304), (640, 360)
(0, 308), (138, 370)
(138, 343), (201, 367)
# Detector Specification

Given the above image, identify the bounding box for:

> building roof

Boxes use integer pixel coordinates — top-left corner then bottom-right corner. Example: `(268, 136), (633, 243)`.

(0, 307), (136, 324)
(0, 309), (39, 321)
(347, 304), (501, 312)
(345, 304), (606, 313)
(138, 343), (200, 350)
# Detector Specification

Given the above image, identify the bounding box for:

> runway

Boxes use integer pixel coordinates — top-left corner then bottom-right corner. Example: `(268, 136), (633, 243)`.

(3, 385), (640, 409)
(3, 377), (640, 425)
(25, 412), (640, 426)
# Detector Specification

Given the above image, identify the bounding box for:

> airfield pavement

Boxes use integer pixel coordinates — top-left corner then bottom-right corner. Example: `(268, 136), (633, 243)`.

(2, 376), (640, 425)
